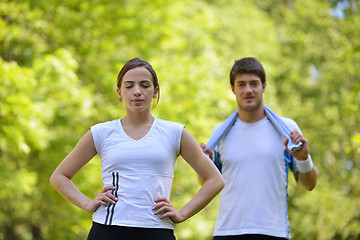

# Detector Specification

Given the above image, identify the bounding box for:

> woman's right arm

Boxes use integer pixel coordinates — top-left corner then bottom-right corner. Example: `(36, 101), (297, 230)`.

(50, 130), (117, 212)
(153, 128), (224, 223)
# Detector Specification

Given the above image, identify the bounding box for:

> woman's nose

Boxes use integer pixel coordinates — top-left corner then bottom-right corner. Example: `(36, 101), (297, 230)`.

(133, 86), (141, 96)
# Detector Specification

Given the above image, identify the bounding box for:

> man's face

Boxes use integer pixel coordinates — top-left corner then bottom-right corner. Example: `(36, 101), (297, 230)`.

(231, 73), (266, 112)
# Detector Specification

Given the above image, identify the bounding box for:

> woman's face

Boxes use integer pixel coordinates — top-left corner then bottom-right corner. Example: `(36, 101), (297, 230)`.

(117, 67), (158, 113)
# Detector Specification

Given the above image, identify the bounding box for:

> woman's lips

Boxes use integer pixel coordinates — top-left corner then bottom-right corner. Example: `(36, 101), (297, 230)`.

(132, 99), (144, 104)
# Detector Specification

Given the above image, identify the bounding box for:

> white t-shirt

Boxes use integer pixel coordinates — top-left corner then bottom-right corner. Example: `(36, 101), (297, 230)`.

(91, 118), (184, 229)
(213, 116), (301, 239)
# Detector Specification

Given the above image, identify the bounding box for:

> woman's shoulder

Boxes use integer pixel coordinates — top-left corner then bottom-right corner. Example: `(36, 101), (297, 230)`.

(92, 119), (119, 127)
(156, 118), (185, 131)
(91, 119), (120, 134)
(155, 118), (184, 150)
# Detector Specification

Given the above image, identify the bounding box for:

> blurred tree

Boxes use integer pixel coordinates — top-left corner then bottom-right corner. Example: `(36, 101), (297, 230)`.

(0, 0), (359, 239)
(0, 48), (95, 239)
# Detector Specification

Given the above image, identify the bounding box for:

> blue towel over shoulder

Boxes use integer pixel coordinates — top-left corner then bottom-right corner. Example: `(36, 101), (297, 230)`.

(206, 105), (302, 172)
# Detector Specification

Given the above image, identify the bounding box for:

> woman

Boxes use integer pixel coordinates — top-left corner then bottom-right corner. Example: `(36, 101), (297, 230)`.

(50, 57), (224, 240)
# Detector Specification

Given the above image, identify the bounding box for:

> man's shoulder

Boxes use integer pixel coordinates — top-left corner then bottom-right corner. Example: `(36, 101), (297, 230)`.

(213, 120), (228, 133)
(278, 115), (300, 131)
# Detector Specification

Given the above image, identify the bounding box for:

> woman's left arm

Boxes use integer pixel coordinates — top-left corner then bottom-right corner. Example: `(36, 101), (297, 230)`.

(153, 128), (224, 223)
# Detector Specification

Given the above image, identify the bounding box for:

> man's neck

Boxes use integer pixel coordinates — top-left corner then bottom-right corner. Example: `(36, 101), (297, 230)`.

(237, 105), (266, 123)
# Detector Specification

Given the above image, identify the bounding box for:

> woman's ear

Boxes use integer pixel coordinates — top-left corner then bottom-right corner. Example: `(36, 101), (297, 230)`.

(117, 88), (122, 100)
(153, 86), (159, 98)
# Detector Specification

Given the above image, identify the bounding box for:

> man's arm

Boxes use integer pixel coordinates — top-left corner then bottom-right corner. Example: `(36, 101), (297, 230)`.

(284, 130), (319, 191)
(294, 166), (318, 191)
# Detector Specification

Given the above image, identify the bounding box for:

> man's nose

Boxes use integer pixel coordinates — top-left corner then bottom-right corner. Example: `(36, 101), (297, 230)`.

(244, 84), (252, 93)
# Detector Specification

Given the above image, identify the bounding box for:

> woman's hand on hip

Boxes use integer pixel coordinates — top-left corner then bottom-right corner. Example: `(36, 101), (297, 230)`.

(85, 185), (117, 212)
(153, 197), (186, 223)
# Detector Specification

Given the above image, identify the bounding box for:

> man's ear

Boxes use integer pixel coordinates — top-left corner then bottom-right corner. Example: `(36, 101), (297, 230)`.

(231, 84), (235, 94)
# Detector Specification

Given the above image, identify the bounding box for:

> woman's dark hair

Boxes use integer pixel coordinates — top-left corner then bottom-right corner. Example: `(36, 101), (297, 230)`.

(230, 57), (266, 86)
(117, 58), (160, 108)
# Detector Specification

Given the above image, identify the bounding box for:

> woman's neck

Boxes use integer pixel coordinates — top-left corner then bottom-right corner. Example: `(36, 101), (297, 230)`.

(122, 111), (154, 126)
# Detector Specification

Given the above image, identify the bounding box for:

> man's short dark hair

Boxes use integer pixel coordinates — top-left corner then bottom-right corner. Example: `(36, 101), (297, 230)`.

(230, 57), (266, 86)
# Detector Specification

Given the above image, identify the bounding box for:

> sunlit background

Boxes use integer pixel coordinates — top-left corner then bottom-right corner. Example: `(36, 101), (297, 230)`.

(1, 0), (359, 239)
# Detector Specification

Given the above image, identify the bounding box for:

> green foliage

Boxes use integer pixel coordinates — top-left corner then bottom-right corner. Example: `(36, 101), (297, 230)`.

(1, 0), (359, 239)
(0, 48), (94, 239)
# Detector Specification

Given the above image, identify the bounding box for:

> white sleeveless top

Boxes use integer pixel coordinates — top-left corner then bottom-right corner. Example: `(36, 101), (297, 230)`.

(91, 118), (184, 229)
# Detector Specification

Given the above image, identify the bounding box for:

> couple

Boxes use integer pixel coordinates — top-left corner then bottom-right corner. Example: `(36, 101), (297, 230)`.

(50, 57), (318, 240)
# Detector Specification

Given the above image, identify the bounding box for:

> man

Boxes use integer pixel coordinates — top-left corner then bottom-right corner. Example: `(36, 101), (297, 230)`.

(201, 57), (318, 240)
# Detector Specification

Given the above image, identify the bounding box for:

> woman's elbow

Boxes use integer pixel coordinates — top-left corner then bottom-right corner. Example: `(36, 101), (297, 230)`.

(49, 172), (57, 188)
(219, 181), (225, 192)
(215, 175), (225, 192)
(50, 171), (63, 189)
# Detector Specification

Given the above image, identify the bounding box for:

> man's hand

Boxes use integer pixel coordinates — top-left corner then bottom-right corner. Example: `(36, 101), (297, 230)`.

(284, 130), (309, 160)
(200, 143), (214, 160)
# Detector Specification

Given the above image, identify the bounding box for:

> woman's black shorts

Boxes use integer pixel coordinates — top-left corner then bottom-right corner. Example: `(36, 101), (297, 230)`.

(87, 221), (176, 240)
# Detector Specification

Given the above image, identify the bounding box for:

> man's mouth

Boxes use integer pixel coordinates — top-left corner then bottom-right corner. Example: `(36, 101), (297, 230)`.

(244, 97), (254, 100)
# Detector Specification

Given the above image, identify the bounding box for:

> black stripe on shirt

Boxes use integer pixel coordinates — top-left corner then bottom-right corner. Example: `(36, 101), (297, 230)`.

(108, 172), (119, 225)
(104, 172), (117, 225)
